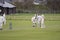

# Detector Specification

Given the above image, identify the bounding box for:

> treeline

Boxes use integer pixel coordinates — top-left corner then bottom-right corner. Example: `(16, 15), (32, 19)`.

(13, 0), (60, 11)
(47, 0), (60, 10)
(13, 0), (34, 10)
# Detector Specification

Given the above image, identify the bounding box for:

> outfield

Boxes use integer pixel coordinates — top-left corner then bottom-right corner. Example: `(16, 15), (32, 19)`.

(0, 13), (60, 40)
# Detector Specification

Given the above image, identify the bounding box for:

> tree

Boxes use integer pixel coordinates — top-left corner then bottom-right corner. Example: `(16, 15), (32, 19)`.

(47, 0), (60, 10)
(13, 0), (34, 10)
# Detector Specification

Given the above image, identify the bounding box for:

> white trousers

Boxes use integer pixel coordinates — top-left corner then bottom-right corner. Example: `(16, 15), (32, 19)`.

(0, 22), (3, 29)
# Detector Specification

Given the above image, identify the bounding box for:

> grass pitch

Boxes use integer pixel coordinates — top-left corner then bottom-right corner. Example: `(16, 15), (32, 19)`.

(0, 13), (60, 40)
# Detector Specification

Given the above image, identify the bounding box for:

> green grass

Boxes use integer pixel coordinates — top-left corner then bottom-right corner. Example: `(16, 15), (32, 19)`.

(0, 13), (60, 40)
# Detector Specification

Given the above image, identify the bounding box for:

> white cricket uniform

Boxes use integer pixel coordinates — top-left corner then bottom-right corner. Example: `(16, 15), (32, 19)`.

(32, 17), (37, 24)
(0, 16), (6, 29)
